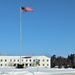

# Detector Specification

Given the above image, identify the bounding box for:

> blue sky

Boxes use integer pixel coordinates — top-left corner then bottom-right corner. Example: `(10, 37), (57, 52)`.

(0, 0), (75, 57)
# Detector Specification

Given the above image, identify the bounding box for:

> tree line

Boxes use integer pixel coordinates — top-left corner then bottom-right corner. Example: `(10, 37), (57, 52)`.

(51, 54), (75, 68)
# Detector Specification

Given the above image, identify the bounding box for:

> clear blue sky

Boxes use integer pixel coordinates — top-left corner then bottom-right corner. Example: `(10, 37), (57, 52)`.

(0, 0), (75, 57)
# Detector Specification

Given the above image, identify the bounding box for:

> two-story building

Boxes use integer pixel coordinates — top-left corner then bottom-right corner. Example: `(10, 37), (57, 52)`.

(0, 55), (51, 68)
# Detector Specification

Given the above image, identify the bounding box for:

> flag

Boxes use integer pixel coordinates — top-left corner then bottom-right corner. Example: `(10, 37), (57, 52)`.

(21, 7), (33, 12)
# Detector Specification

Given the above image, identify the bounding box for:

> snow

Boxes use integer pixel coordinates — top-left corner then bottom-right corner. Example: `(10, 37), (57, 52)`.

(0, 68), (75, 75)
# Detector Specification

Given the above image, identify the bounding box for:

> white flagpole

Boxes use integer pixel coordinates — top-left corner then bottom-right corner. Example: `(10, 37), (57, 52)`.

(20, 6), (22, 64)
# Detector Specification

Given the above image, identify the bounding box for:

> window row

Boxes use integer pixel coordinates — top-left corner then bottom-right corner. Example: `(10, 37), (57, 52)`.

(0, 59), (22, 62)
(0, 64), (7, 66)
(0, 63), (49, 67)
(0, 59), (49, 62)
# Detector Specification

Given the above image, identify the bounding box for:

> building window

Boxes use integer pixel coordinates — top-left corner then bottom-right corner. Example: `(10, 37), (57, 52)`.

(26, 63), (28, 67)
(47, 59), (49, 62)
(0, 59), (2, 62)
(26, 60), (28, 62)
(33, 59), (35, 62)
(1, 64), (2, 66)
(47, 64), (49, 66)
(43, 59), (44, 62)
(5, 59), (7, 62)
(38, 64), (40, 66)
(10, 59), (12, 62)
(30, 59), (31, 62)
(14, 59), (16, 62)
(30, 64), (32, 66)
(5, 64), (7, 66)
(43, 64), (44, 66)
(17, 59), (19, 62)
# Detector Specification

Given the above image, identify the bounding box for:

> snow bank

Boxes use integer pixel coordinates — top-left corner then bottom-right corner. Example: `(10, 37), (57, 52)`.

(0, 68), (75, 75)
(0, 71), (34, 75)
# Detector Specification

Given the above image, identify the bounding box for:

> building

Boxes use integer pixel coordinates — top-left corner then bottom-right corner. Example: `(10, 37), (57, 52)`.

(0, 55), (51, 68)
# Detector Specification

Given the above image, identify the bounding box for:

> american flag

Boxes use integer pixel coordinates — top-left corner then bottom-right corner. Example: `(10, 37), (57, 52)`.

(21, 7), (33, 12)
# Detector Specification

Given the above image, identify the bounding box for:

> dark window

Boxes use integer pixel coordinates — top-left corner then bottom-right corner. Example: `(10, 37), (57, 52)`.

(47, 64), (49, 66)
(30, 59), (31, 62)
(33, 60), (35, 62)
(5, 59), (7, 62)
(1, 59), (2, 62)
(14, 59), (16, 62)
(26, 63), (28, 67)
(10, 59), (12, 62)
(5, 64), (7, 66)
(43, 64), (44, 66)
(47, 59), (49, 62)
(30, 64), (32, 66)
(43, 59), (44, 62)
(26, 60), (28, 62)
(17, 60), (19, 62)
(1, 64), (2, 66)
(39, 64), (40, 66)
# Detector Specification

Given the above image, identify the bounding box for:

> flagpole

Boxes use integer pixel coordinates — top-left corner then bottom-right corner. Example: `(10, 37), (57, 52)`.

(20, 6), (22, 64)
(18, 6), (33, 68)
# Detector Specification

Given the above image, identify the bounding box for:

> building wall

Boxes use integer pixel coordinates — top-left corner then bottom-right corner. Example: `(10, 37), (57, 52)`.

(0, 55), (51, 68)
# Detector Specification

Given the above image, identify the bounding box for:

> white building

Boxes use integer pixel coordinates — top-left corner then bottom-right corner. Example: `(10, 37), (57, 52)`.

(0, 55), (51, 68)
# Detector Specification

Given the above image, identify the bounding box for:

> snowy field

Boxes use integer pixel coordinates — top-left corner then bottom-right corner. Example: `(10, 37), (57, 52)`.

(0, 67), (75, 75)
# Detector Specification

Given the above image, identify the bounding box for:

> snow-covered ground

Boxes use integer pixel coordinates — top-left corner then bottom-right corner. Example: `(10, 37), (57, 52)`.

(0, 67), (75, 75)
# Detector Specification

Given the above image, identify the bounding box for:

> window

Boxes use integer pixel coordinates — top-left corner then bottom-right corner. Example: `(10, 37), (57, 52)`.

(38, 59), (40, 61)
(0, 59), (2, 62)
(47, 64), (49, 66)
(5, 64), (7, 66)
(43, 59), (44, 62)
(33, 59), (35, 62)
(14, 59), (16, 62)
(17, 59), (19, 62)
(43, 64), (44, 66)
(5, 59), (7, 62)
(30, 59), (31, 62)
(1, 64), (2, 66)
(30, 64), (32, 66)
(47, 59), (49, 62)
(10, 59), (12, 62)
(26, 60), (28, 62)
